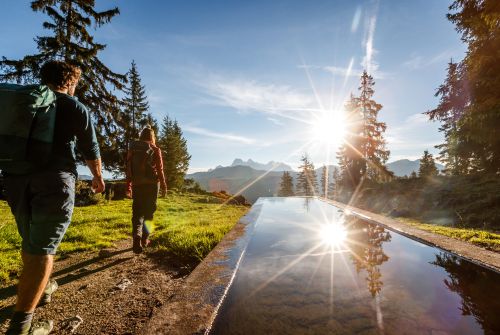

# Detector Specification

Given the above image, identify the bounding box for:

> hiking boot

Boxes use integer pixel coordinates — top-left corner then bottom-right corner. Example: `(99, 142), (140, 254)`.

(39, 279), (58, 306)
(132, 237), (143, 254)
(29, 320), (53, 335)
(141, 236), (151, 248)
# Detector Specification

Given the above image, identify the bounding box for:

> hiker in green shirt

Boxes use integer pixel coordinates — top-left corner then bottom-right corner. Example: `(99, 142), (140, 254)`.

(3, 60), (104, 335)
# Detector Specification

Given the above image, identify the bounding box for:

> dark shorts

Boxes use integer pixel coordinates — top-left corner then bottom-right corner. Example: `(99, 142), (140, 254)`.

(4, 171), (76, 255)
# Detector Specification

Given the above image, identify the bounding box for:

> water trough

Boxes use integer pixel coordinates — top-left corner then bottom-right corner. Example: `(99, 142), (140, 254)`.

(147, 197), (500, 335)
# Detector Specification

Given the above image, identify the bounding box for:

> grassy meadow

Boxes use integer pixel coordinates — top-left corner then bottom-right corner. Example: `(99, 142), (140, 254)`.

(395, 217), (500, 252)
(0, 193), (248, 283)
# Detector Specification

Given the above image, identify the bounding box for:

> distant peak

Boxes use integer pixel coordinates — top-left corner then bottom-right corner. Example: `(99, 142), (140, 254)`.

(232, 158), (244, 166)
(228, 158), (293, 171)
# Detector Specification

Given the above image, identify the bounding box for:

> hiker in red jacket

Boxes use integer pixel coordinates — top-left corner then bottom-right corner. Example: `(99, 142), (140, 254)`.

(126, 127), (167, 254)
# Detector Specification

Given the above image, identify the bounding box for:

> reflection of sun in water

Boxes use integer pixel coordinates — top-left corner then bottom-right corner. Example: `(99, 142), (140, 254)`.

(320, 223), (347, 246)
(309, 111), (346, 149)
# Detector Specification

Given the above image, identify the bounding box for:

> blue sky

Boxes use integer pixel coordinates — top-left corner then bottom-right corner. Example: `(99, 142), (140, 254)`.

(0, 0), (466, 173)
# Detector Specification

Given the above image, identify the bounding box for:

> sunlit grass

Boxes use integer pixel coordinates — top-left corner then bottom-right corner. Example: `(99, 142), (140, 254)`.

(395, 217), (500, 252)
(0, 193), (248, 283)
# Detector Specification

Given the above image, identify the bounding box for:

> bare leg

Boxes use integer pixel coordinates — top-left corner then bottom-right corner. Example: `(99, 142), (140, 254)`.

(15, 251), (53, 312)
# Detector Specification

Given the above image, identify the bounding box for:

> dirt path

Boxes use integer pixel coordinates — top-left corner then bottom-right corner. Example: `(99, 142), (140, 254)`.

(0, 241), (197, 334)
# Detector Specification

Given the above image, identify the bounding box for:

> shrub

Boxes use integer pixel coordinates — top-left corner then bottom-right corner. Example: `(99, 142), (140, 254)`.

(75, 180), (104, 206)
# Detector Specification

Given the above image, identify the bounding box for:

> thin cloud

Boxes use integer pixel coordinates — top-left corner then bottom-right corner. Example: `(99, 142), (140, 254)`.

(198, 75), (317, 123)
(362, 15), (378, 74)
(385, 112), (441, 153)
(405, 112), (428, 124)
(299, 63), (387, 80)
(351, 6), (362, 33)
(267, 117), (285, 126)
(184, 125), (257, 144)
(403, 50), (457, 70)
(361, 1), (380, 77)
(324, 65), (360, 78)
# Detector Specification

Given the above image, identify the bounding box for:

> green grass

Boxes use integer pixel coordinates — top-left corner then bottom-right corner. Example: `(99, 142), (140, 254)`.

(0, 193), (248, 283)
(394, 217), (500, 251)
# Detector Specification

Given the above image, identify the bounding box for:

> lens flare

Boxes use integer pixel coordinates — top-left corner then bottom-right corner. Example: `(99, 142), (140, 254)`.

(320, 223), (347, 246)
(309, 111), (346, 149)
(144, 220), (155, 235)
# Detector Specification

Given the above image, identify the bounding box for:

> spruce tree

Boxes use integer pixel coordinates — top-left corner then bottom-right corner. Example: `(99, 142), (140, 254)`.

(111, 60), (157, 174)
(440, 0), (500, 173)
(0, 0), (126, 170)
(418, 150), (439, 177)
(426, 60), (469, 175)
(337, 72), (390, 189)
(337, 94), (363, 189)
(330, 167), (340, 199)
(320, 165), (328, 198)
(278, 171), (294, 196)
(296, 154), (318, 196)
(157, 116), (191, 191)
(122, 61), (151, 144)
(358, 71), (390, 180)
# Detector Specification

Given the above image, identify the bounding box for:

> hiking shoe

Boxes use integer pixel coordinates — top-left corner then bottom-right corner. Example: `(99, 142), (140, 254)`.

(141, 237), (151, 248)
(39, 279), (58, 306)
(133, 237), (143, 254)
(29, 320), (53, 335)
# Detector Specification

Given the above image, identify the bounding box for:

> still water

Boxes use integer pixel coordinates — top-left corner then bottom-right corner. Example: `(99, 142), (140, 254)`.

(209, 197), (500, 335)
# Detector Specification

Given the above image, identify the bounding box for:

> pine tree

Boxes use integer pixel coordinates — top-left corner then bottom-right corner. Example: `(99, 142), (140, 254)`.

(0, 0), (126, 170)
(337, 72), (390, 190)
(337, 94), (363, 189)
(358, 71), (390, 180)
(418, 150), (439, 177)
(445, 0), (500, 173)
(296, 154), (318, 196)
(112, 60), (156, 173)
(330, 167), (340, 199)
(157, 116), (191, 191)
(426, 60), (470, 175)
(320, 165), (328, 198)
(278, 171), (294, 196)
(122, 61), (151, 144)
(113, 60), (155, 174)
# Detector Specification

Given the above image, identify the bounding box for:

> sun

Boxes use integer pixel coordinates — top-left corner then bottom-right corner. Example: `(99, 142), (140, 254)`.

(320, 223), (347, 246)
(309, 110), (346, 149)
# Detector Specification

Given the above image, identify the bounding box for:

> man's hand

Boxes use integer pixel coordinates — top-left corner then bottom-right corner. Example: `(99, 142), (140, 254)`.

(86, 158), (105, 193)
(92, 176), (105, 193)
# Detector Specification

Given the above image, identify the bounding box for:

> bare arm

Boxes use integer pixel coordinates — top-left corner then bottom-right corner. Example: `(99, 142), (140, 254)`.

(86, 158), (105, 193)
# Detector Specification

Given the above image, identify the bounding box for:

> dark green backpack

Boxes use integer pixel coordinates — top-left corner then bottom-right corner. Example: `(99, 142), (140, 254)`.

(0, 84), (57, 174)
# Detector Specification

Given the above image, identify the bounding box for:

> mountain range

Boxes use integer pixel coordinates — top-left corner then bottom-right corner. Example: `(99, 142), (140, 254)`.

(230, 158), (292, 171)
(187, 158), (444, 203)
(386, 159), (444, 177)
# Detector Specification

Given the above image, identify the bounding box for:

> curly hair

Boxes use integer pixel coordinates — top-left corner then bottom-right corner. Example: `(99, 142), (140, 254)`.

(39, 60), (81, 90)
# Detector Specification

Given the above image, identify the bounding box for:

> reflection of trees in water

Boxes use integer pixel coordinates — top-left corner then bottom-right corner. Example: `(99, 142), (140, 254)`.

(346, 216), (391, 297)
(432, 253), (500, 334)
(302, 197), (311, 212)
